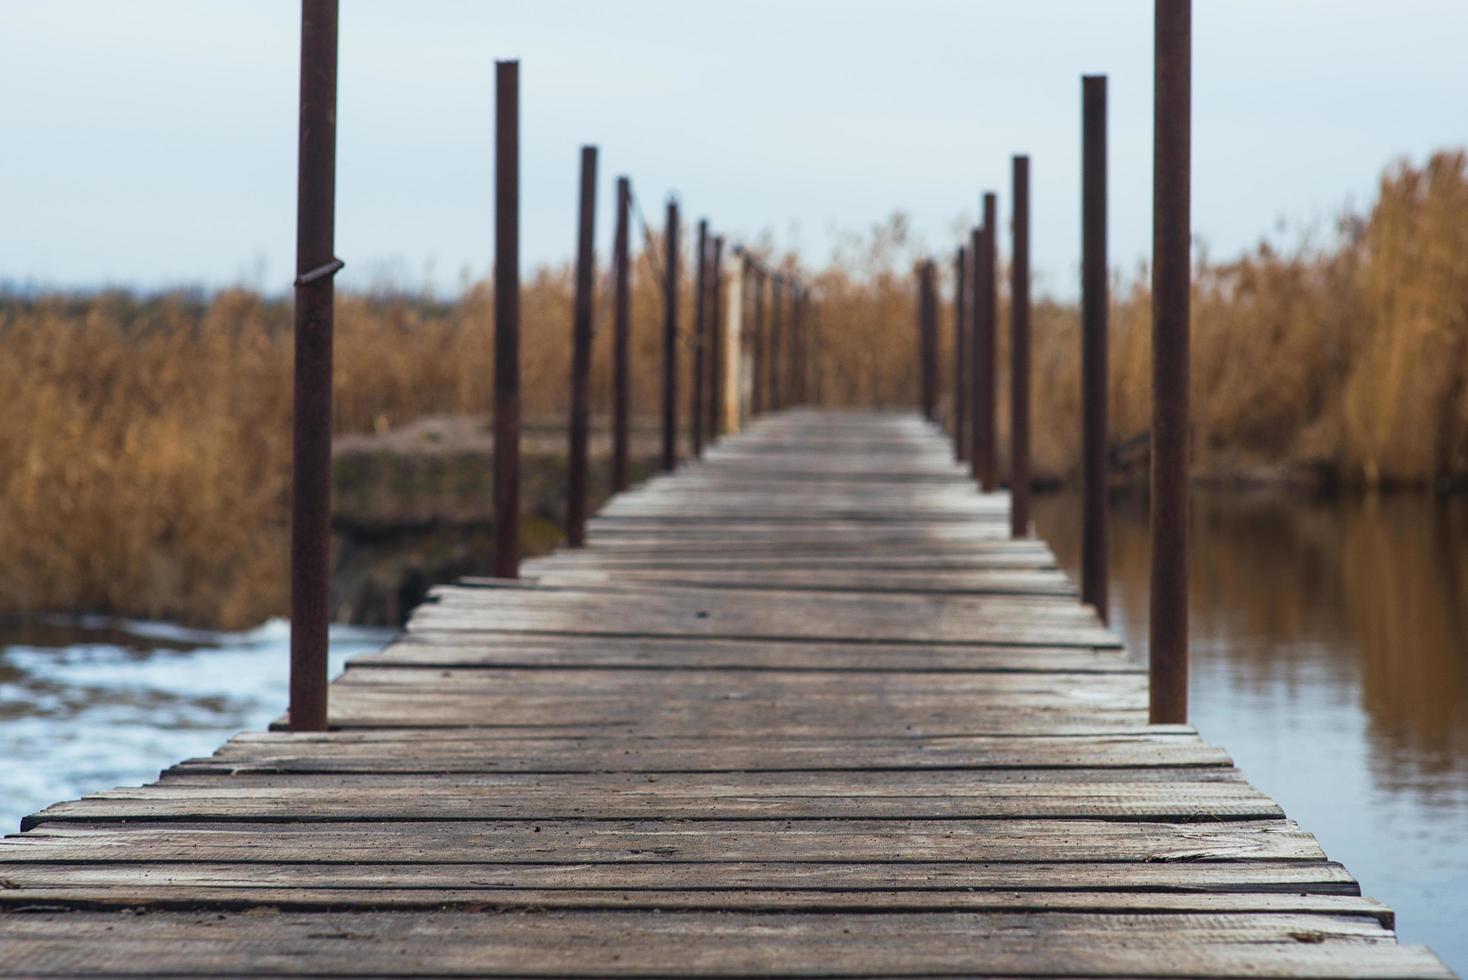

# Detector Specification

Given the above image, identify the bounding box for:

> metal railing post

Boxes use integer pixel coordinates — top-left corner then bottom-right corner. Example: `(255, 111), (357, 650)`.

(1151, 0), (1192, 724)
(710, 235), (725, 437)
(565, 145), (597, 547)
(492, 60), (521, 579)
(751, 265), (765, 415)
(691, 219), (708, 458)
(1082, 75), (1110, 622)
(976, 195), (999, 492)
(953, 245), (968, 462)
(1010, 156), (1031, 538)
(917, 262), (937, 422)
(661, 199), (679, 471)
(289, 0), (341, 732)
(770, 274), (783, 411)
(611, 177), (631, 493)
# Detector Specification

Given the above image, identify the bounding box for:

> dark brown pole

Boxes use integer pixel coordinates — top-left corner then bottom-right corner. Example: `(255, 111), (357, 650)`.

(709, 236), (725, 438)
(1082, 75), (1110, 623)
(565, 145), (597, 547)
(1151, 0), (1191, 724)
(918, 262), (937, 422)
(492, 60), (521, 580)
(953, 245), (968, 462)
(770, 275), (783, 411)
(289, 0), (340, 733)
(969, 225), (984, 483)
(751, 265), (765, 415)
(661, 199), (679, 471)
(791, 286), (805, 405)
(977, 195), (998, 491)
(611, 176), (631, 493)
(914, 264), (925, 416)
(691, 219), (708, 458)
(1010, 157), (1031, 538)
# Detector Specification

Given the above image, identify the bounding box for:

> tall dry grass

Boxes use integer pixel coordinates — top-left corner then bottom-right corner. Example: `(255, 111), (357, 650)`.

(2, 151), (1465, 627)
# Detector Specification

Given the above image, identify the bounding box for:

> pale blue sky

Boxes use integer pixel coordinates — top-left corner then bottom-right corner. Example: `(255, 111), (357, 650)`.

(2, 1), (1465, 298)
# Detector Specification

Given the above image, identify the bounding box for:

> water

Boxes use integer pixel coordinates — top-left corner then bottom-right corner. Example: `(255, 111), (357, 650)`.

(1034, 491), (1468, 974)
(0, 617), (394, 833)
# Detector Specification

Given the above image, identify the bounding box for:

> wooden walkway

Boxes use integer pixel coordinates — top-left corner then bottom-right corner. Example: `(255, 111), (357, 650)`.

(0, 410), (1450, 977)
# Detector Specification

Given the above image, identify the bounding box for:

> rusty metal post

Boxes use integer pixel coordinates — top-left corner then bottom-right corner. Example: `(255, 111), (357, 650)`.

(492, 60), (521, 580)
(976, 195), (998, 491)
(709, 236), (725, 437)
(917, 262), (937, 422)
(661, 199), (679, 471)
(611, 176), (632, 493)
(751, 265), (765, 415)
(289, 0), (340, 733)
(1151, 0), (1192, 724)
(791, 285), (805, 405)
(565, 145), (597, 547)
(953, 245), (968, 462)
(770, 275), (783, 411)
(691, 219), (709, 458)
(1010, 157), (1031, 538)
(1082, 75), (1110, 622)
(969, 226), (984, 483)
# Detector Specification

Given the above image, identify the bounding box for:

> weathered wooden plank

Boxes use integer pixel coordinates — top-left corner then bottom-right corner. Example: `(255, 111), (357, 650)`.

(521, 566), (1079, 597)
(0, 860), (1361, 894)
(22, 776), (1284, 827)
(407, 609), (1120, 649)
(355, 633), (1135, 672)
(306, 688), (1153, 735)
(0, 887), (1397, 920)
(0, 911), (1451, 978)
(0, 818), (1316, 863)
(167, 732), (1224, 774)
(331, 666), (1148, 696)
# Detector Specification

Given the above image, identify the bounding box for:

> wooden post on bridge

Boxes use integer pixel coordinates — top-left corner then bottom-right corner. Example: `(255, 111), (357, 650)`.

(709, 235), (725, 438)
(1151, 0), (1192, 724)
(611, 176), (632, 494)
(1010, 156), (1031, 538)
(1082, 75), (1110, 623)
(492, 60), (521, 580)
(661, 199), (680, 471)
(691, 219), (709, 459)
(953, 245), (968, 463)
(288, 0), (341, 732)
(565, 145), (597, 547)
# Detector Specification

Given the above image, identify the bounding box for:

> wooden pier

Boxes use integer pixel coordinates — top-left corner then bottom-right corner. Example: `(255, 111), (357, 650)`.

(0, 411), (1450, 977)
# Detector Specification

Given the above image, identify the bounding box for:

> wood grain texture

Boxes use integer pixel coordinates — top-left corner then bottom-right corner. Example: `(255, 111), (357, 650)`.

(0, 409), (1446, 977)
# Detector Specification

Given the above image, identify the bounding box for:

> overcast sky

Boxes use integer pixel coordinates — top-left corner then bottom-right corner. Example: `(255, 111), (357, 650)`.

(3, 0), (1466, 298)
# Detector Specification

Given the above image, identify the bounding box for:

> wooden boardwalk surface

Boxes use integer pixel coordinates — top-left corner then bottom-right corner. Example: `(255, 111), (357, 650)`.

(0, 410), (1451, 977)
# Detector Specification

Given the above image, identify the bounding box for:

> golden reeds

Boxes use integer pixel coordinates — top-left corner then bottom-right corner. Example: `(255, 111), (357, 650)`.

(1, 152), (1463, 627)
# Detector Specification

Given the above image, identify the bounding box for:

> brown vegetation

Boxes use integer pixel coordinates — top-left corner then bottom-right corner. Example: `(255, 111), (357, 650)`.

(2, 152), (1464, 627)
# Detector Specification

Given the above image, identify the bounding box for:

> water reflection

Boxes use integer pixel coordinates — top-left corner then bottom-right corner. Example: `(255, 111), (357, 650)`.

(0, 617), (393, 834)
(1034, 490), (1468, 972)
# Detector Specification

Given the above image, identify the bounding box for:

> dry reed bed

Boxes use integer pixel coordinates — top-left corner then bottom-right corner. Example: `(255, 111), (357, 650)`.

(1, 152), (1464, 627)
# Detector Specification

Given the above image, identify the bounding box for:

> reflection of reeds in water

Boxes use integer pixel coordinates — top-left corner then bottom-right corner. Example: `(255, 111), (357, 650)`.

(1035, 491), (1468, 794)
(2, 152), (1467, 627)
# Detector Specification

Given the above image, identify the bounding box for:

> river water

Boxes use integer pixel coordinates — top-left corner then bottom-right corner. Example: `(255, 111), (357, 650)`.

(0, 495), (1464, 971)
(1035, 491), (1468, 973)
(0, 619), (392, 833)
